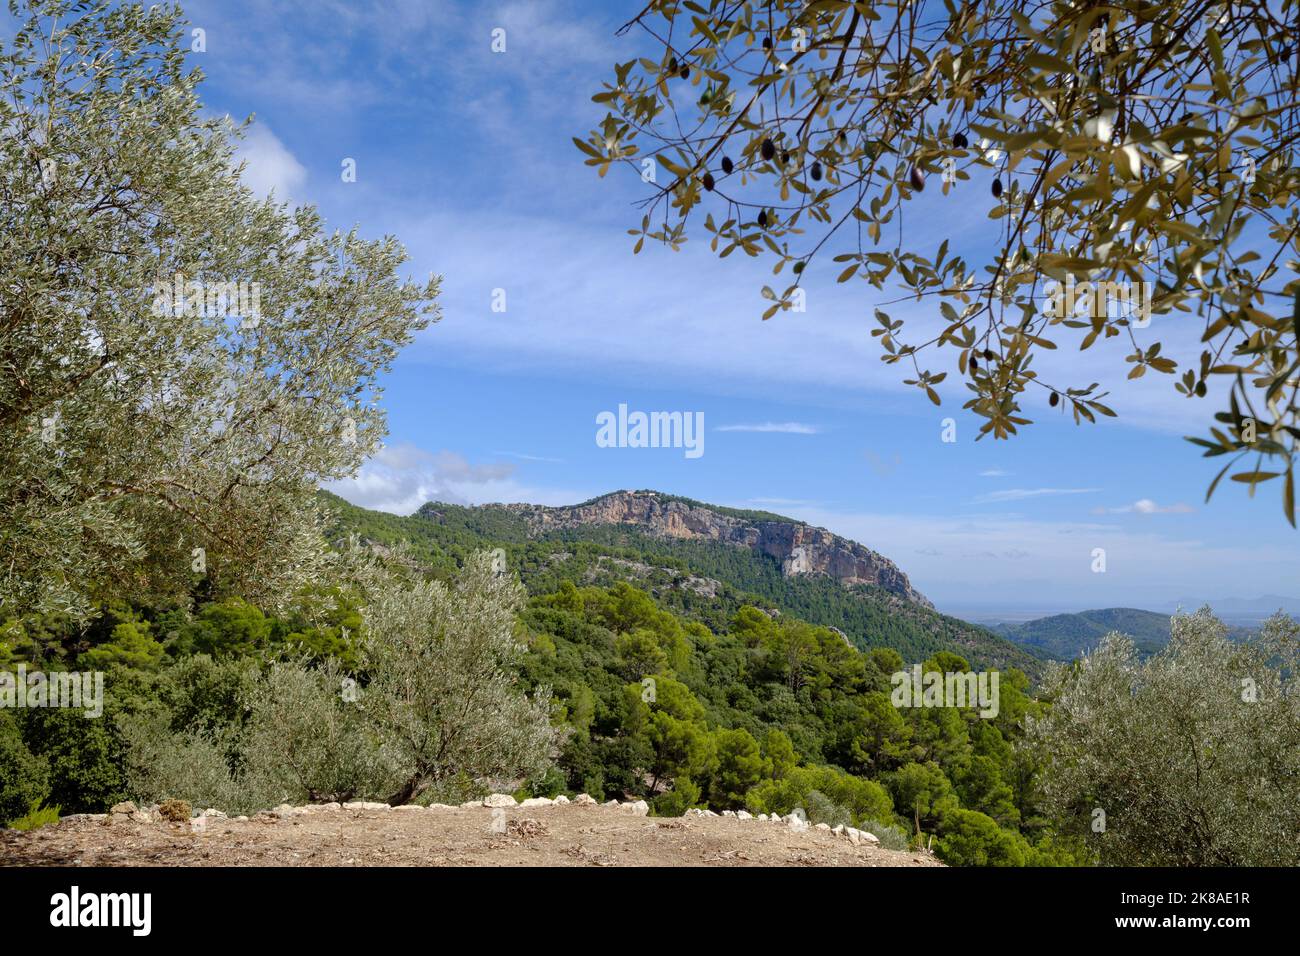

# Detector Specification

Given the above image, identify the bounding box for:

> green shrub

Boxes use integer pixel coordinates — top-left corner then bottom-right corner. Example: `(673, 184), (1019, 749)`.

(0, 712), (50, 826)
(8, 799), (60, 831)
(652, 777), (701, 817)
(802, 789), (851, 828)
(936, 808), (1030, 866)
(860, 819), (910, 851)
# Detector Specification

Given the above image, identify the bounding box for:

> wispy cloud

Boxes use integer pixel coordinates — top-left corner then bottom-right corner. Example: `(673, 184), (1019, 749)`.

(716, 422), (820, 434)
(495, 451), (565, 463)
(979, 468), (1012, 477)
(1093, 498), (1195, 515)
(974, 487), (1101, 503)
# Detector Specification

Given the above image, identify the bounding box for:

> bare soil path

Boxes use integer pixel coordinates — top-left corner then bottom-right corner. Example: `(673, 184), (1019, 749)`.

(1, 804), (944, 868)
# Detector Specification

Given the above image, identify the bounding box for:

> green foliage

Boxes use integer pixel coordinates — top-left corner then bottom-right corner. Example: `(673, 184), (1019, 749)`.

(79, 621), (165, 671)
(7, 799), (60, 831)
(937, 809), (1030, 867)
(21, 705), (128, 814)
(0, 711), (49, 826)
(1028, 609), (1300, 866)
(746, 766), (893, 827)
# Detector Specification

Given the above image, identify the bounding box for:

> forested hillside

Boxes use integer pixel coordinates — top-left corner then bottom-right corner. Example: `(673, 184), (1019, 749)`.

(320, 491), (1044, 677)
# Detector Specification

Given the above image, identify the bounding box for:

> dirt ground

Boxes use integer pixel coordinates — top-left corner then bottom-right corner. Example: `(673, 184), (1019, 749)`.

(0, 804), (944, 867)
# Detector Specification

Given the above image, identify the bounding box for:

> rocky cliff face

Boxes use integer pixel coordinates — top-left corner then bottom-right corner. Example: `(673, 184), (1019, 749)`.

(500, 490), (933, 608)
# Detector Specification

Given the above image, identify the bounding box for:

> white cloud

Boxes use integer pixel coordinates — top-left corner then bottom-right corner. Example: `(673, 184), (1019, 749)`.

(325, 443), (587, 514)
(979, 469), (1012, 477)
(716, 422), (820, 434)
(974, 487), (1101, 504)
(233, 123), (307, 201)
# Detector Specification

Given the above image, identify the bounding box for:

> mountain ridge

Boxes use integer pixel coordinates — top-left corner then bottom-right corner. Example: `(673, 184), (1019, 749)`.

(446, 489), (934, 608)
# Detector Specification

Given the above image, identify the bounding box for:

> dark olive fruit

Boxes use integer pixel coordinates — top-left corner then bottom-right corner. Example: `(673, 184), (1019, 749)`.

(970, 356), (979, 370)
(762, 35), (772, 50)
(953, 131), (968, 149)
(758, 209), (768, 228)
(992, 177), (1003, 198)
(909, 164), (925, 191)
(793, 260), (805, 274)
(702, 171), (715, 191)
(721, 156), (734, 175)
(811, 161), (823, 181)
(838, 131), (848, 145)
(983, 349), (994, 361)
(1195, 381), (1207, 397)
(668, 57), (678, 73)
(1049, 392), (1060, 407)
(761, 138), (776, 161)
(780, 150), (790, 164)
(680, 65), (690, 79)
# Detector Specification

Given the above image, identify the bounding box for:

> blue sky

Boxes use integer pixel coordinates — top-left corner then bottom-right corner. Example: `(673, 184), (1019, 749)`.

(158, 0), (1296, 612)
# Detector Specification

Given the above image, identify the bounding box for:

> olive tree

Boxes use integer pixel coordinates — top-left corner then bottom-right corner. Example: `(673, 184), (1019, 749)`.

(1025, 608), (1300, 865)
(355, 550), (559, 806)
(1, 0), (440, 618)
(580, 0), (1300, 522)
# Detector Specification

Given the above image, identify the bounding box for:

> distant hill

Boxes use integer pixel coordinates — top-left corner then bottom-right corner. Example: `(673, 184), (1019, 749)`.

(321, 489), (1044, 677)
(992, 608), (1174, 661)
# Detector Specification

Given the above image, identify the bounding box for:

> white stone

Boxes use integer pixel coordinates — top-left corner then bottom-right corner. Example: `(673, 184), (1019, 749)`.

(815, 823), (831, 831)
(721, 810), (736, 818)
(427, 803), (457, 811)
(832, 824), (844, 835)
(736, 810), (752, 820)
(552, 794), (570, 805)
(861, 830), (880, 844)
(393, 805), (424, 812)
(627, 800), (649, 816)
(483, 793), (517, 808)
(573, 793), (597, 806)
(846, 827), (862, 845)
(519, 797), (554, 808)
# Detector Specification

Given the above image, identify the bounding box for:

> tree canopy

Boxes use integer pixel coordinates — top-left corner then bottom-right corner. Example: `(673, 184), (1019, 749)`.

(580, 0), (1300, 523)
(1, 0), (440, 618)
